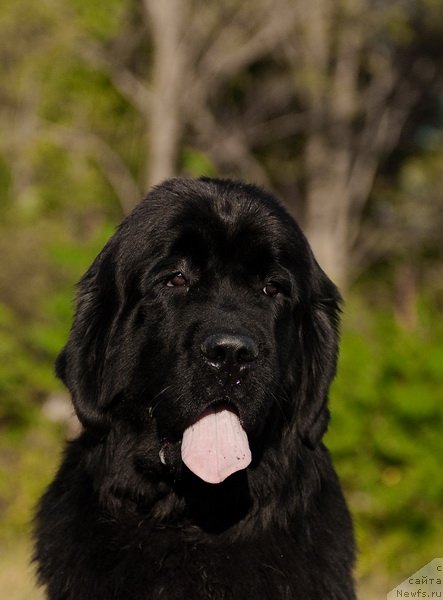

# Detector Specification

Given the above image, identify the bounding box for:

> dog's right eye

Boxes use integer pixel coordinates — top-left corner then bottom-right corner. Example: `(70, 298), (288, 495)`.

(166, 273), (188, 287)
(263, 282), (284, 297)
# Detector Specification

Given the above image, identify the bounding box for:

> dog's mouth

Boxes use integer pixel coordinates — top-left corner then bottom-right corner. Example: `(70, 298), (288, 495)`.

(180, 404), (251, 485)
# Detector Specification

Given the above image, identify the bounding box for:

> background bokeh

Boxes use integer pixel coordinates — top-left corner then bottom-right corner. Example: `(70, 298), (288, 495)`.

(0, 1), (442, 598)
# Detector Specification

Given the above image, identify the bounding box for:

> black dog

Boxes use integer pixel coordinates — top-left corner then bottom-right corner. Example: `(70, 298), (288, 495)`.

(34, 178), (356, 599)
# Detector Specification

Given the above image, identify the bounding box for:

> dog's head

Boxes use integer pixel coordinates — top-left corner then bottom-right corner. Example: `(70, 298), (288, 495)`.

(57, 178), (340, 483)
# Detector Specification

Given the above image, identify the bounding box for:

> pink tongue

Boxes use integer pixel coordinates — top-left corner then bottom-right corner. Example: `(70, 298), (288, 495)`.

(181, 407), (251, 484)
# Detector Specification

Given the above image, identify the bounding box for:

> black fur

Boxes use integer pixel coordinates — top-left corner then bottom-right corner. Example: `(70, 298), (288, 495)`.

(34, 178), (356, 599)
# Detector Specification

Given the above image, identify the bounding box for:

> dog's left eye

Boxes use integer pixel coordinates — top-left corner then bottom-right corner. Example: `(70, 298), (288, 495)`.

(166, 273), (188, 287)
(263, 282), (283, 297)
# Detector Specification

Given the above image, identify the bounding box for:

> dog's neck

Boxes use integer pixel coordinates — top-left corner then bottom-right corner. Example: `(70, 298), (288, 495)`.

(79, 423), (322, 537)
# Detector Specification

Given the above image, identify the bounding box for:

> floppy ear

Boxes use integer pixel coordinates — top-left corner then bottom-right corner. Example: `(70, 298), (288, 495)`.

(296, 258), (341, 449)
(56, 244), (124, 431)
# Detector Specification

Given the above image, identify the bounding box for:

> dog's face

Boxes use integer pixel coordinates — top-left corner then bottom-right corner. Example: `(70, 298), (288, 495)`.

(57, 178), (340, 482)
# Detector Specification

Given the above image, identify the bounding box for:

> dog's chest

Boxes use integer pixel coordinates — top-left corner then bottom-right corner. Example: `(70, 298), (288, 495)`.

(116, 528), (311, 599)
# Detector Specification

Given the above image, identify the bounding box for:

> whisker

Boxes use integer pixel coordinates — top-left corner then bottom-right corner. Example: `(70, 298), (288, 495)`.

(149, 384), (174, 415)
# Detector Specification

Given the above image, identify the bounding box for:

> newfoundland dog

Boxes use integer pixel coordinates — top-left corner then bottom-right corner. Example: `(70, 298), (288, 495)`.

(34, 178), (356, 599)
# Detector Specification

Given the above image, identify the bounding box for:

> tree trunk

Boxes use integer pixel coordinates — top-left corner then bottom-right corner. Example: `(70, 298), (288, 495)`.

(143, 0), (188, 188)
(303, 133), (353, 288)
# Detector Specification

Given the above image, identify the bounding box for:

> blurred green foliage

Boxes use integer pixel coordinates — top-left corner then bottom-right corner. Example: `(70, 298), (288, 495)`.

(0, 215), (116, 542)
(327, 299), (443, 578)
(0, 217), (115, 429)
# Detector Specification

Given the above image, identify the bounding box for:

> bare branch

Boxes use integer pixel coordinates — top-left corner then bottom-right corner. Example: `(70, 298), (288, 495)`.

(244, 113), (307, 146)
(110, 69), (153, 117)
(78, 42), (152, 115)
(43, 123), (142, 215)
(351, 58), (438, 209)
(199, 1), (297, 81)
(188, 94), (271, 184)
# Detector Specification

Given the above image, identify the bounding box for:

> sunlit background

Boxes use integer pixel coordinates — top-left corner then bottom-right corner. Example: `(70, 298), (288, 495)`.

(0, 1), (442, 598)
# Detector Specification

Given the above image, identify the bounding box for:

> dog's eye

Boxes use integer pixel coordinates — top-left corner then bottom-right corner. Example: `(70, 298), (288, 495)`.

(166, 273), (188, 287)
(263, 282), (282, 297)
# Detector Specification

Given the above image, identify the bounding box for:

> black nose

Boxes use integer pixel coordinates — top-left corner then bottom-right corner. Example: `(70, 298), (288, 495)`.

(201, 333), (259, 369)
